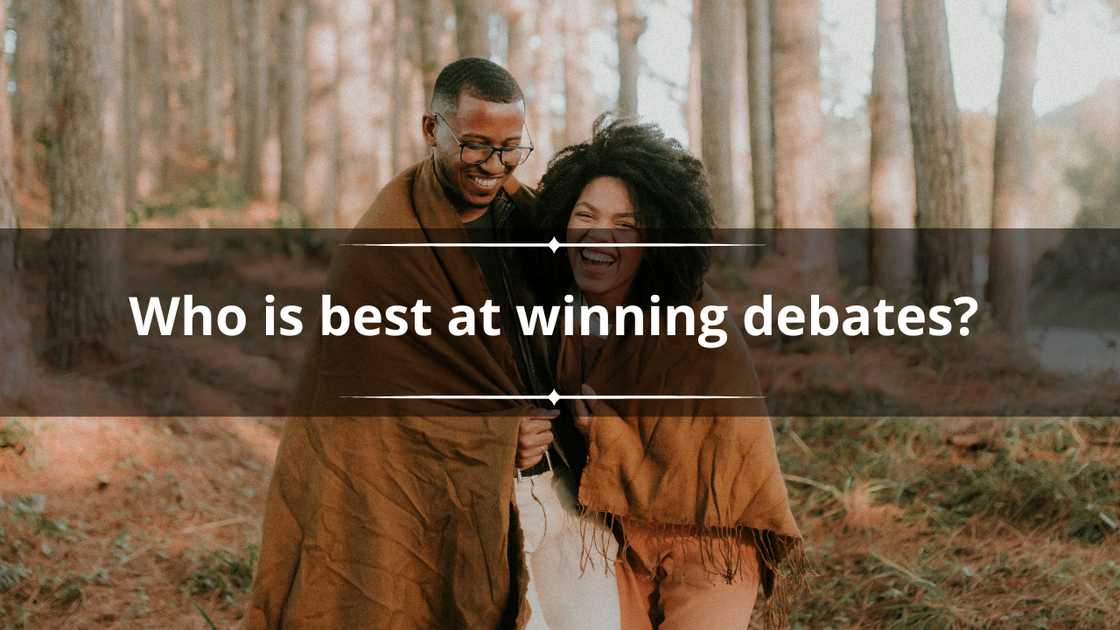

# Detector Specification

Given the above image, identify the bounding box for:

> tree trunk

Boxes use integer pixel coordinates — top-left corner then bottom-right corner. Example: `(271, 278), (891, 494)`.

(869, 0), (916, 296)
(245, 0), (269, 197)
(562, 0), (594, 144)
(12, 0), (50, 191)
(0, 169), (31, 396)
(200, 2), (223, 153)
(454, 0), (490, 58)
(136, 0), (171, 197)
(523, 0), (557, 187)
(505, 0), (531, 89)
(699, 0), (736, 229)
(686, 0), (702, 154)
(121, 0), (138, 211)
(415, 0), (441, 105)
(391, 0), (411, 174)
(46, 0), (124, 369)
(988, 0), (1042, 338)
(336, 0), (380, 225)
(304, 0), (339, 227)
(746, 0), (774, 233)
(902, 0), (972, 304)
(230, 0), (252, 194)
(230, 0), (267, 198)
(173, 1), (203, 151)
(771, 0), (835, 278)
(278, 0), (307, 212)
(0, 0), (13, 173)
(615, 0), (644, 118)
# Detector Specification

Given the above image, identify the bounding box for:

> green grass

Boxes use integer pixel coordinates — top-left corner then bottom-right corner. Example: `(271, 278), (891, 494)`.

(181, 545), (259, 607)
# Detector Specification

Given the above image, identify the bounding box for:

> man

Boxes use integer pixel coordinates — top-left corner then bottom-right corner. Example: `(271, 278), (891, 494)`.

(246, 59), (566, 629)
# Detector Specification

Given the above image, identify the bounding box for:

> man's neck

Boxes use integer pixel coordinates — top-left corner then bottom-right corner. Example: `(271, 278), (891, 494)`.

(458, 204), (489, 223)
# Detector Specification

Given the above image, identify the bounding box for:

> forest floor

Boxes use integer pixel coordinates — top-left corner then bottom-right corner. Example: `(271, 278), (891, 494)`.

(3, 172), (1119, 629)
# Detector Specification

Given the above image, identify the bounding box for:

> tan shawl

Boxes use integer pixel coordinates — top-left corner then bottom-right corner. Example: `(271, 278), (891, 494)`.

(556, 287), (805, 627)
(245, 159), (537, 629)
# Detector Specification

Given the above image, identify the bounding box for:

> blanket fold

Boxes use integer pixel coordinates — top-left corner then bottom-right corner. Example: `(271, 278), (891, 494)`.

(247, 159), (535, 630)
(556, 287), (805, 628)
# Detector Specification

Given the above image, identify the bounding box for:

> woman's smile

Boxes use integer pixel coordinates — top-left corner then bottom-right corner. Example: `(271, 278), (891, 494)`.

(566, 176), (642, 309)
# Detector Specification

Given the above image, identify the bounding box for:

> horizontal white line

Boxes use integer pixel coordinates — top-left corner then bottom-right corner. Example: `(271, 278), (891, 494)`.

(340, 394), (765, 400)
(342, 242), (765, 248)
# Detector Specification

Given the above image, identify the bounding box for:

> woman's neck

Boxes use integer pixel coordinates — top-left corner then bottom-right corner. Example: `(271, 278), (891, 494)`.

(582, 286), (629, 311)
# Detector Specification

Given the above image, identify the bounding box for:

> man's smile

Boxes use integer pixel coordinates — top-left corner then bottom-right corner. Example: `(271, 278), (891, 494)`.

(467, 175), (503, 191)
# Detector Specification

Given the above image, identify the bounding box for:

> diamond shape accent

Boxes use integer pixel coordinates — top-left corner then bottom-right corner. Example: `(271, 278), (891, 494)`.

(547, 237), (560, 253)
(547, 390), (560, 405)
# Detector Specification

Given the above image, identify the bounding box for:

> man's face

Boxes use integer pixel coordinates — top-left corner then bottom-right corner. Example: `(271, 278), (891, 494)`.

(423, 94), (527, 211)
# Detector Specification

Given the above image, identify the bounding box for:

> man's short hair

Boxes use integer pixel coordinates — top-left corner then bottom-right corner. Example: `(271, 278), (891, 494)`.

(430, 58), (524, 114)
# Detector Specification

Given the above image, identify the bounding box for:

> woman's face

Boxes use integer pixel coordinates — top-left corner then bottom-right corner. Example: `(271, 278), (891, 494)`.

(566, 177), (642, 308)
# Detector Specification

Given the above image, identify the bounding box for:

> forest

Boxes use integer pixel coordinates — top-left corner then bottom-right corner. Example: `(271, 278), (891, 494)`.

(1, 0), (1119, 628)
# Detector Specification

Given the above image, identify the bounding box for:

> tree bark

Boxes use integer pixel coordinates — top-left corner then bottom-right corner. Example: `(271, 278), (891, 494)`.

(902, 0), (972, 304)
(121, 0), (138, 211)
(0, 0), (13, 173)
(336, 0), (380, 225)
(988, 0), (1042, 338)
(230, 0), (267, 198)
(746, 0), (774, 233)
(519, 0), (556, 187)
(136, 0), (171, 196)
(173, 1), (203, 151)
(229, 0), (251, 194)
(391, 0), (410, 174)
(869, 0), (916, 296)
(12, 0), (50, 191)
(415, 0), (441, 106)
(453, 0), (490, 58)
(304, 0), (339, 227)
(563, 0), (594, 144)
(771, 0), (835, 279)
(0, 169), (30, 396)
(700, 0), (736, 229)
(686, 0), (702, 154)
(505, 0), (531, 89)
(46, 0), (124, 369)
(278, 0), (307, 212)
(200, 2), (223, 153)
(246, 0), (269, 197)
(615, 0), (644, 118)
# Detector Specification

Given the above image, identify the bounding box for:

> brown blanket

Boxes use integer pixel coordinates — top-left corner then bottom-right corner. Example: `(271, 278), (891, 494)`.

(245, 159), (537, 629)
(556, 288), (804, 627)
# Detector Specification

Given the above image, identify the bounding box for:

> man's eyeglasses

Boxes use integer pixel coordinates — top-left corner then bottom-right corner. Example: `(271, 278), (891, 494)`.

(434, 113), (534, 167)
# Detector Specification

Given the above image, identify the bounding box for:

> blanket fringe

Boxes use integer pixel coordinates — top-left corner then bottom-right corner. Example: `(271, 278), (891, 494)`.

(576, 508), (810, 629)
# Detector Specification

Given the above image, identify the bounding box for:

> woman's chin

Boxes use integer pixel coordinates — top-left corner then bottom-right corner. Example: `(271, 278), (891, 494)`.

(572, 276), (611, 298)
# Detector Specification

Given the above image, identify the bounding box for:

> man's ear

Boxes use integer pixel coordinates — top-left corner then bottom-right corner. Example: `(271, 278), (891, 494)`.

(421, 114), (438, 148)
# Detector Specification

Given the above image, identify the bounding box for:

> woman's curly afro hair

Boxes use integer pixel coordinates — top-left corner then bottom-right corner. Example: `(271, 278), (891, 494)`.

(530, 115), (715, 306)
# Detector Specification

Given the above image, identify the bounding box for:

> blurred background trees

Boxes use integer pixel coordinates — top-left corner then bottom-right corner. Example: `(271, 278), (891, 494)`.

(1, 0), (1119, 367)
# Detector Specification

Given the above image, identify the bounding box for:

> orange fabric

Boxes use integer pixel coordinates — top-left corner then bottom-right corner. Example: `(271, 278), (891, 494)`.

(554, 289), (803, 625)
(245, 159), (539, 629)
(615, 522), (760, 630)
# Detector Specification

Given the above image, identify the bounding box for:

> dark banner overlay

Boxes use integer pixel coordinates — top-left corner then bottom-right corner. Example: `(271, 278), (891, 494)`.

(1, 229), (1117, 417)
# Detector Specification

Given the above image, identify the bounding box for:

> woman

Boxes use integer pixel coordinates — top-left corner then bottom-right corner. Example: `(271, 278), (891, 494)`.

(530, 118), (804, 629)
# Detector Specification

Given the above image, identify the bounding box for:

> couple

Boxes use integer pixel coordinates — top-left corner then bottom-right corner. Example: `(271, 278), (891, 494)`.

(246, 58), (802, 630)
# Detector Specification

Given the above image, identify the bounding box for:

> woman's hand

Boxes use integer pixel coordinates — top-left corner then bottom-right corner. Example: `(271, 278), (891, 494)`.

(572, 384), (622, 437)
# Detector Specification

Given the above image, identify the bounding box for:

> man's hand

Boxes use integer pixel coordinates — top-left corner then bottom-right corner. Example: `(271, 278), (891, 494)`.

(517, 408), (559, 470)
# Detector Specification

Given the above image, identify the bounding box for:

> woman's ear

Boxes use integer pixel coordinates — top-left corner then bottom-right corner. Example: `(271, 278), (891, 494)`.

(421, 115), (438, 148)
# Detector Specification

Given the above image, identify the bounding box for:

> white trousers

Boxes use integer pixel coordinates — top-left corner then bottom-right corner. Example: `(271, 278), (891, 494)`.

(514, 471), (621, 630)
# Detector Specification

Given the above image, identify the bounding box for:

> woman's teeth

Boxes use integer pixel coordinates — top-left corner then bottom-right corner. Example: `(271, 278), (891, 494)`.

(470, 176), (500, 191)
(581, 249), (615, 265)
